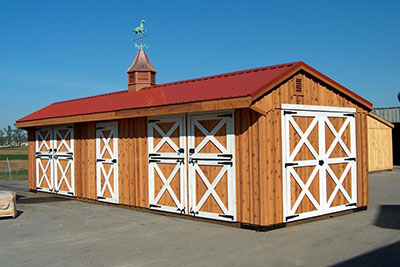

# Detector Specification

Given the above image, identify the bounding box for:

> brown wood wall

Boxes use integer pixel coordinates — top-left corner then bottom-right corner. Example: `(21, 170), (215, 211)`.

(28, 128), (36, 191)
(73, 118), (148, 206)
(367, 115), (393, 172)
(118, 117), (148, 207)
(74, 122), (97, 199)
(235, 72), (369, 226)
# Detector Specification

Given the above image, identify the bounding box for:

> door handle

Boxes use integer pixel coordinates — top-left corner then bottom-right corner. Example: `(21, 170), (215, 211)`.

(319, 160), (324, 166)
(112, 159), (117, 164)
(189, 148), (195, 154)
(177, 148), (184, 155)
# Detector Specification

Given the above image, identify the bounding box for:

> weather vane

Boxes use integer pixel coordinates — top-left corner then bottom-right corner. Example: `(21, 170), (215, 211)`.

(132, 18), (149, 50)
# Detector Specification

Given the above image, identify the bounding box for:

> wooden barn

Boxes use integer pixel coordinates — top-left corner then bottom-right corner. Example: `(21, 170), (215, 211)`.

(16, 51), (372, 228)
(367, 113), (394, 172)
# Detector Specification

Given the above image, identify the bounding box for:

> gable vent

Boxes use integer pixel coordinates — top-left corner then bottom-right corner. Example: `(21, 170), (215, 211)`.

(295, 78), (303, 92)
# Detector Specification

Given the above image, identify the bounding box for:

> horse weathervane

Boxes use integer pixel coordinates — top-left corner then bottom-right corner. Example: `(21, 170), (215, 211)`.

(132, 19), (149, 50)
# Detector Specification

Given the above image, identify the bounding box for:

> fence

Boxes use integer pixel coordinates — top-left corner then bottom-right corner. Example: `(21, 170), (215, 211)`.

(0, 158), (28, 180)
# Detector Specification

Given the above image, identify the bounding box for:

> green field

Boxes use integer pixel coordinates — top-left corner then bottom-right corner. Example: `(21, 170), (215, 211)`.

(0, 154), (28, 160)
(0, 147), (28, 180)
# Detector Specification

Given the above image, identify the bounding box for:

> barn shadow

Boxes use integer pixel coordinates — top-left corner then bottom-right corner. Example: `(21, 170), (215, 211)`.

(374, 205), (400, 230)
(333, 241), (400, 266)
(16, 194), (71, 204)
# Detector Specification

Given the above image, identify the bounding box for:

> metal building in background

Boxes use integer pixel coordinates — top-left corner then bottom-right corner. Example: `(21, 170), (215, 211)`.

(373, 107), (400, 123)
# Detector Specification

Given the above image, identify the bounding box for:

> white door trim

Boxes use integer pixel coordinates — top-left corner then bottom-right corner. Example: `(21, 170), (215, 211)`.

(96, 122), (119, 204)
(53, 124), (75, 196)
(188, 110), (236, 222)
(148, 114), (187, 214)
(282, 104), (357, 222)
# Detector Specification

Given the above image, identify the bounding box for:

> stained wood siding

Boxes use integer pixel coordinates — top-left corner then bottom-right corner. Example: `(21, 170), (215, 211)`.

(118, 117), (148, 207)
(235, 72), (369, 226)
(74, 122), (97, 199)
(73, 118), (148, 206)
(28, 128), (36, 191)
(367, 115), (393, 172)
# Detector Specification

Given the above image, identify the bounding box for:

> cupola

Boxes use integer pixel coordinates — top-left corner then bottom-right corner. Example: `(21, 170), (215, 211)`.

(127, 50), (157, 92)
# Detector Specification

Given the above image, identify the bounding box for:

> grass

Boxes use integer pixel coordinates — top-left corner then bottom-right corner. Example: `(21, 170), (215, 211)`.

(0, 155), (28, 160)
(0, 169), (28, 180)
(0, 147), (28, 180)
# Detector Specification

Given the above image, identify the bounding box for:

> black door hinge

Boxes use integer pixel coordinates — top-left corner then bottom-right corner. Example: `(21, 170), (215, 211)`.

(285, 163), (298, 167)
(284, 111), (297, 115)
(97, 196), (105, 200)
(345, 203), (357, 207)
(345, 157), (356, 161)
(286, 214), (299, 220)
(218, 214), (234, 220)
(150, 204), (161, 209)
(218, 161), (233, 166)
(217, 113), (232, 118)
(148, 119), (160, 123)
(343, 113), (355, 117)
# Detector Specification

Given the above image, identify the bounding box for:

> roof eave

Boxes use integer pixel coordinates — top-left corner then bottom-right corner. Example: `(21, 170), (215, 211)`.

(16, 96), (253, 129)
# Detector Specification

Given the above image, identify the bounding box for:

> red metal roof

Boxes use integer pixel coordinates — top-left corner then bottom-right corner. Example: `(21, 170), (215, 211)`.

(17, 61), (372, 123)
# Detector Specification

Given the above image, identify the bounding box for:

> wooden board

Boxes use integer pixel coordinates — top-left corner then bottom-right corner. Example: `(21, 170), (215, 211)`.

(74, 122), (96, 199)
(367, 114), (393, 172)
(28, 128), (36, 191)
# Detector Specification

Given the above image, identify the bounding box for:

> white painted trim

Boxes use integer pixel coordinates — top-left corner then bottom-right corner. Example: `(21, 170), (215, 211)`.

(96, 121), (119, 204)
(148, 114), (187, 214)
(282, 106), (358, 222)
(53, 124), (75, 196)
(188, 110), (236, 222)
(281, 104), (356, 113)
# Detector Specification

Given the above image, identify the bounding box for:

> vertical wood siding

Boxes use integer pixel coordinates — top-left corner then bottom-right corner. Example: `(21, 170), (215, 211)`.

(118, 117), (148, 207)
(74, 122), (97, 199)
(367, 115), (393, 172)
(73, 118), (148, 207)
(235, 71), (369, 226)
(28, 128), (36, 191)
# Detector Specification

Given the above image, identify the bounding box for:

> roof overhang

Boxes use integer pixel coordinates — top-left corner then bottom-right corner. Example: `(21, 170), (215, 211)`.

(16, 96), (252, 128)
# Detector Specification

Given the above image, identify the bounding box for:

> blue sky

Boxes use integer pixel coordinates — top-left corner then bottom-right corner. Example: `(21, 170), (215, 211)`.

(1, 0), (399, 128)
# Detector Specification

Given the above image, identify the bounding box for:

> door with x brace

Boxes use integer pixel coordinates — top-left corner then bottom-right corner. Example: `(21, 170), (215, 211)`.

(96, 122), (119, 204)
(53, 125), (75, 196)
(282, 104), (357, 222)
(188, 111), (236, 222)
(35, 127), (54, 193)
(148, 115), (187, 214)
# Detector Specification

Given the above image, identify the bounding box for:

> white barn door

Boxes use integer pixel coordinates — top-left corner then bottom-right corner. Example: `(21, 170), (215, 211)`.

(53, 125), (75, 196)
(148, 115), (187, 214)
(96, 122), (119, 204)
(35, 127), (54, 193)
(188, 111), (236, 222)
(282, 104), (357, 222)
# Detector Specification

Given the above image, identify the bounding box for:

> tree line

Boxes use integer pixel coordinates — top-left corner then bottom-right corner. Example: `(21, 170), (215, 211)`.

(0, 124), (27, 147)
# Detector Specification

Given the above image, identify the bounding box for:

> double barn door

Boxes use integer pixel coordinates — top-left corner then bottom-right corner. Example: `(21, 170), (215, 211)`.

(148, 111), (236, 222)
(35, 125), (75, 196)
(282, 105), (358, 222)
